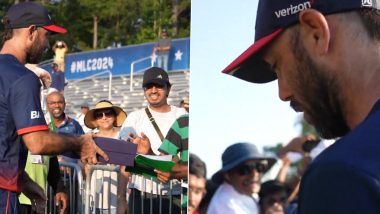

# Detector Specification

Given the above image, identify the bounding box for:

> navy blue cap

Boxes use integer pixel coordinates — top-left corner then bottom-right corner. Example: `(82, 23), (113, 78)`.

(4, 2), (67, 33)
(223, 0), (380, 83)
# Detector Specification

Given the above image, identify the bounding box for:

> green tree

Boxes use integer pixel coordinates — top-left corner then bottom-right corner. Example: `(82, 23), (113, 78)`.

(0, 0), (190, 58)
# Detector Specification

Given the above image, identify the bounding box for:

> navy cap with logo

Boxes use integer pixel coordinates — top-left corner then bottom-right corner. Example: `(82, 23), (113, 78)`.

(222, 0), (380, 84)
(4, 2), (67, 34)
(142, 67), (171, 88)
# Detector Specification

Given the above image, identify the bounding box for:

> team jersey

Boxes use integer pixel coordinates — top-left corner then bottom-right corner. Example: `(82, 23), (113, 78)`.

(298, 100), (380, 213)
(0, 54), (48, 192)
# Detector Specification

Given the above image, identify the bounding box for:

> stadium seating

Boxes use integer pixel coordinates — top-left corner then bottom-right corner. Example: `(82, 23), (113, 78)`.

(62, 70), (190, 117)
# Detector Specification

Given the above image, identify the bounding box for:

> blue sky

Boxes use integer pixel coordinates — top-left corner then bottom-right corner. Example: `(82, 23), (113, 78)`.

(189, 0), (302, 177)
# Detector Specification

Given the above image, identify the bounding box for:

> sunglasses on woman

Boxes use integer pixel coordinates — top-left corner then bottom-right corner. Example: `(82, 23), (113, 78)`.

(235, 161), (268, 176)
(94, 109), (116, 119)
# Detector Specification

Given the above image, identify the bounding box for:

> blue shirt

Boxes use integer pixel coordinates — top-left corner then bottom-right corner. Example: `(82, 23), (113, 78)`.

(56, 114), (84, 159)
(56, 114), (84, 136)
(0, 55), (48, 192)
(298, 100), (380, 214)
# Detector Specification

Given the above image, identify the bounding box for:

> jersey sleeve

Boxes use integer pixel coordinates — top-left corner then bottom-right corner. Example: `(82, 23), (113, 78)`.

(298, 162), (380, 214)
(9, 74), (48, 135)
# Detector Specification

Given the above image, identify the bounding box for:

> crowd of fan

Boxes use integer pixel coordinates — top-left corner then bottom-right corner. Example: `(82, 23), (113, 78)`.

(189, 136), (333, 214)
(38, 67), (190, 214)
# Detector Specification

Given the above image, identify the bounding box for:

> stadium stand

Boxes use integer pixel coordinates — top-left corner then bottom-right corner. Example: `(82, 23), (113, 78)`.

(62, 70), (189, 116)
(40, 38), (190, 117)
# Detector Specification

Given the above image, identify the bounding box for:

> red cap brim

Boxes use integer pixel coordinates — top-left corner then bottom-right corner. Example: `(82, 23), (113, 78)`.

(222, 29), (283, 76)
(43, 25), (67, 34)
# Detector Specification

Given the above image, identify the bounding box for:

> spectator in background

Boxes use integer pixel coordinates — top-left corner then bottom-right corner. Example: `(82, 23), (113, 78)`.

(46, 91), (85, 213)
(52, 40), (68, 72)
(25, 63), (52, 112)
(276, 136), (317, 197)
(259, 180), (290, 214)
(84, 100), (128, 214)
(19, 144), (68, 214)
(25, 64), (52, 90)
(207, 142), (276, 214)
(154, 29), (171, 71)
(120, 67), (187, 214)
(77, 101), (92, 133)
(198, 180), (219, 214)
(46, 91), (84, 164)
(179, 97), (189, 112)
(139, 114), (190, 212)
(132, 114), (189, 212)
(50, 63), (66, 93)
(155, 114), (189, 183)
(189, 153), (207, 214)
(275, 135), (334, 214)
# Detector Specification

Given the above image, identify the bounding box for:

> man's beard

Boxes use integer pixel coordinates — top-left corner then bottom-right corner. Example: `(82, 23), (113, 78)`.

(289, 30), (350, 139)
(50, 110), (64, 119)
(26, 39), (45, 64)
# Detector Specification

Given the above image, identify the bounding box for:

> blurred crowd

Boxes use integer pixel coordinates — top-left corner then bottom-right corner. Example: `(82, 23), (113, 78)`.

(189, 136), (334, 214)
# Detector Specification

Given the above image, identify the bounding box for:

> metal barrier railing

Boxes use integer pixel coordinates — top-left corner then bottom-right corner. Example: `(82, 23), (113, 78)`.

(47, 161), (85, 214)
(46, 162), (187, 214)
(128, 175), (187, 214)
(85, 164), (121, 214)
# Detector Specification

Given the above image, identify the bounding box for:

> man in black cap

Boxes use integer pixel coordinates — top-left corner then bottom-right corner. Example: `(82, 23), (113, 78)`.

(223, 0), (380, 213)
(120, 67), (187, 213)
(0, 2), (107, 212)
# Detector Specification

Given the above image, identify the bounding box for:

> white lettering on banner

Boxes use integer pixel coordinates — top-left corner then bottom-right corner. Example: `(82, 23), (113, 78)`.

(70, 57), (114, 73)
(362, 0), (372, 7)
(31, 111), (41, 119)
(275, 1), (311, 18)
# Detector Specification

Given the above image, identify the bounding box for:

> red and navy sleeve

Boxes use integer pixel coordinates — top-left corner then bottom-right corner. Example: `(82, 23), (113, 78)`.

(9, 74), (48, 135)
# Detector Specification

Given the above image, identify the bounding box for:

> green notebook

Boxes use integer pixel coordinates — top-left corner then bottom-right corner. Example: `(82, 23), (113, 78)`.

(126, 154), (175, 178)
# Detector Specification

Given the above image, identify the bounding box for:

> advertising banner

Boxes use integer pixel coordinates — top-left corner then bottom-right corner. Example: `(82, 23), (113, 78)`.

(41, 38), (189, 80)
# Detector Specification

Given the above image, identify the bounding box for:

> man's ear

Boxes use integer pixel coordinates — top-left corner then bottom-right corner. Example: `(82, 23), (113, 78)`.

(298, 9), (330, 55)
(27, 25), (38, 41)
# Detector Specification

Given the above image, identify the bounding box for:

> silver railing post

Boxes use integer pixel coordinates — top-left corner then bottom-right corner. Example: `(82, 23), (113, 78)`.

(130, 56), (154, 92)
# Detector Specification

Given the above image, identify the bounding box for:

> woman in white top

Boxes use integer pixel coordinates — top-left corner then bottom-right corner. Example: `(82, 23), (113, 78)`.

(84, 100), (128, 214)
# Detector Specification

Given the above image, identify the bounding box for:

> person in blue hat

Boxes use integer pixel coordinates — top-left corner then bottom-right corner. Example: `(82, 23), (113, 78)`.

(207, 142), (276, 214)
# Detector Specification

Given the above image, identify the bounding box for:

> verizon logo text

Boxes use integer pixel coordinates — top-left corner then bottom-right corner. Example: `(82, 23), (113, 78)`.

(275, 2), (311, 18)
